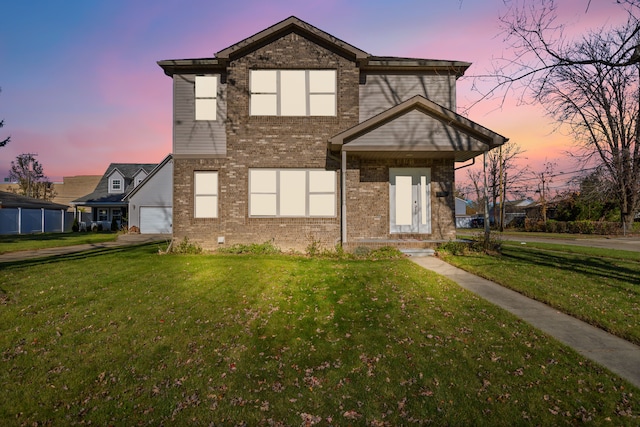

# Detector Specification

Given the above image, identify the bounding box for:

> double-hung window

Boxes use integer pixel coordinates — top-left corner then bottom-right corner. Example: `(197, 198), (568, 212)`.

(194, 171), (218, 218)
(250, 70), (336, 116)
(195, 75), (217, 121)
(249, 169), (336, 217)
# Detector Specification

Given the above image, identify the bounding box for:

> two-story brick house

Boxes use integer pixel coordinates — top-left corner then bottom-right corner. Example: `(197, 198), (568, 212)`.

(158, 16), (507, 252)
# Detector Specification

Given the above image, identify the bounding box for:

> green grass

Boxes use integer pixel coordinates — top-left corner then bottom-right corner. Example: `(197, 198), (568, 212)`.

(0, 232), (118, 254)
(502, 240), (640, 261)
(1, 246), (638, 425)
(440, 244), (640, 345)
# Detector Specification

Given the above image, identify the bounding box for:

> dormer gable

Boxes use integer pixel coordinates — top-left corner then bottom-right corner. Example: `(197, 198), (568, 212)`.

(107, 169), (125, 194)
(133, 169), (148, 188)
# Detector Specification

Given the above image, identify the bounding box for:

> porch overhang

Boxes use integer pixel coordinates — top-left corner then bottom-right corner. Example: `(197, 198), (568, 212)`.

(329, 95), (508, 162)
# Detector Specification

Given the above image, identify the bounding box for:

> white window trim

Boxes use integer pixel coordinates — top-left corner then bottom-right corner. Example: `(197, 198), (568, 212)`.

(250, 70), (336, 117)
(249, 169), (336, 217)
(194, 171), (218, 218)
(110, 178), (122, 193)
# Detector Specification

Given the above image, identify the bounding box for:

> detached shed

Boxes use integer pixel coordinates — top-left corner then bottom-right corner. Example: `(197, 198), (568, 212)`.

(0, 191), (71, 235)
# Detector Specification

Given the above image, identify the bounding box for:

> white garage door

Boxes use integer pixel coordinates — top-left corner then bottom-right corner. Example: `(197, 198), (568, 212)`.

(140, 207), (172, 234)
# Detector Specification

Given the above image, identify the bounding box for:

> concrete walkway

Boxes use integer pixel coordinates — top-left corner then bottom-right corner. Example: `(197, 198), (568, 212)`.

(410, 256), (640, 389)
(0, 234), (170, 263)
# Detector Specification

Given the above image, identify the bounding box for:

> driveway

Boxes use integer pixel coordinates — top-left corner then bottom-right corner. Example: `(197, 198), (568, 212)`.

(0, 234), (170, 263)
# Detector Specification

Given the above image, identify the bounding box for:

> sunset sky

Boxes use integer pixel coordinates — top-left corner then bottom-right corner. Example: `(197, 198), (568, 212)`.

(0, 0), (629, 196)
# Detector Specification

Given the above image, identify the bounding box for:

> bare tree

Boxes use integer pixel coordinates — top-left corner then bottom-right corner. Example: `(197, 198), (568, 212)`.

(485, 141), (527, 227)
(532, 161), (556, 222)
(8, 154), (56, 201)
(0, 88), (9, 148)
(477, 0), (640, 227)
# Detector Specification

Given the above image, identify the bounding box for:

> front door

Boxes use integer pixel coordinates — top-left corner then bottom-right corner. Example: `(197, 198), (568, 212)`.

(389, 168), (431, 234)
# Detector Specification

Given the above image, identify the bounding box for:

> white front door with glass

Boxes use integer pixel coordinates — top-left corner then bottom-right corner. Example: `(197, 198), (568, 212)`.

(389, 168), (431, 234)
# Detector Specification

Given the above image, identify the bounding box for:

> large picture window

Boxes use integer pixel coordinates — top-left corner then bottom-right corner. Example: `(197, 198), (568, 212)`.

(195, 75), (217, 121)
(194, 171), (218, 218)
(250, 70), (336, 116)
(249, 169), (336, 217)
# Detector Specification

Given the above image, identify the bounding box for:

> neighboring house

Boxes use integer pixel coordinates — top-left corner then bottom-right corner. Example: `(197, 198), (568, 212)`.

(0, 191), (70, 234)
(72, 163), (157, 229)
(455, 197), (472, 228)
(126, 155), (173, 234)
(0, 175), (101, 212)
(489, 198), (533, 227)
(158, 16), (507, 251)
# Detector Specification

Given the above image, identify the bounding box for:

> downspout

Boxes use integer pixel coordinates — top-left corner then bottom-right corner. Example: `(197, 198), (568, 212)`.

(341, 150), (347, 246)
(454, 156), (475, 171)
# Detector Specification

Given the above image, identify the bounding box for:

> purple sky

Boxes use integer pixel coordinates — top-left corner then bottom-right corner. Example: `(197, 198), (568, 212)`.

(0, 0), (628, 187)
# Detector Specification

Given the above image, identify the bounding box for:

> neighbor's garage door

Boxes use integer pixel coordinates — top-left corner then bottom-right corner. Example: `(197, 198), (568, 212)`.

(140, 207), (172, 234)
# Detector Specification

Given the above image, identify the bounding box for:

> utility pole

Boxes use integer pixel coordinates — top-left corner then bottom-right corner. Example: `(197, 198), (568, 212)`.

(483, 150), (490, 247)
(540, 172), (547, 222)
(498, 145), (503, 232)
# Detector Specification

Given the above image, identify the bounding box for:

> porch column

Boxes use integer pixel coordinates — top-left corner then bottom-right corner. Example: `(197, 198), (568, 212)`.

(41, 208), (45, 233)
(341, 150), (347, 245)
(18, 207), (22, 235)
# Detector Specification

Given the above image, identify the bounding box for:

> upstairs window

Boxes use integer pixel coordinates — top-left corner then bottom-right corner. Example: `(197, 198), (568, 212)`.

(110, 178), (122, 193)
(195, 75), (217, 121)
(250, 70), (336, 116)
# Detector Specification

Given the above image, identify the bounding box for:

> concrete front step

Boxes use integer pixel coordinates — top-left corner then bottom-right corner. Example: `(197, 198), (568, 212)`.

(399, 248), (436, 257)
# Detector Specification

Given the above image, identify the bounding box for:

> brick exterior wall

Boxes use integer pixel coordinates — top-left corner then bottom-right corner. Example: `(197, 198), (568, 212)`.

(173, 32), (358, 252)
(172, 30), (459, 253)
(344, 157), (456, 251)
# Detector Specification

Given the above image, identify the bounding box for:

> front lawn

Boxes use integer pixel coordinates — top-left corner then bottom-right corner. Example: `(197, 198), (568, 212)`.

(440, 243), (640, 345)
(1, 246), (638, 425)
(0, 232), (118, 254)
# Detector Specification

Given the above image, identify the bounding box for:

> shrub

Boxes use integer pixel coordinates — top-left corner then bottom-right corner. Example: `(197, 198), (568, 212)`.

(72, 218), (79, 232)
(111, 218), (118, 232)
(437, 240), (469, 256)
(217, 241), (281, 255)
(352, 246), (371, 257)
(167, 237), (203, 254)
(305, 236), (322, 257)
(366, 246), (405, 260)
(438, 235), (502, 256)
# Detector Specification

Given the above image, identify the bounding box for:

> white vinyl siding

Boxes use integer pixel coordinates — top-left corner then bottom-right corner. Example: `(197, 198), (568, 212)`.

(195, 75), (217, 121)
(250, 70), (336, 116)
(194, 171), (218, 218)
(249, 169), (336, 217)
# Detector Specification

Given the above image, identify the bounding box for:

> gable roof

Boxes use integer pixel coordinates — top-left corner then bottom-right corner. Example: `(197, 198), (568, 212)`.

(124, 154), (173, 201)
(329, 95), (508, 162)
(158, 16), (471, 77)
(72, 163), (157, 205)
(0, 191), (68, 210)
(216, 16), (369, 63)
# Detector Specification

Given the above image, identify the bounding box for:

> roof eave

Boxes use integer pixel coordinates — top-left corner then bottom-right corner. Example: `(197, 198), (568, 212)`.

(362, 59), (472, 77)
(157, 58), (224, 77)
